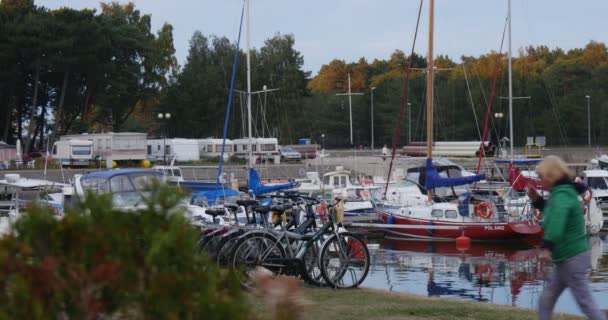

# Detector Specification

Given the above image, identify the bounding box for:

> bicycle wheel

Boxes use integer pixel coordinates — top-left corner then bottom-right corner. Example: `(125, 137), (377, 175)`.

(302, 237), (327, 287)
(231, 232), (286, 286)
(200, 228), (226, 256)
(319, 232), (370, 289)
(216, 230), (244, 266)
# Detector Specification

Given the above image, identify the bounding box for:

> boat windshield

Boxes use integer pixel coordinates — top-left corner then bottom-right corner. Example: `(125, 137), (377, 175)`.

(396, 180), (418, 188)
(81, 173), (160, 207)
(588, 176), (608, 190)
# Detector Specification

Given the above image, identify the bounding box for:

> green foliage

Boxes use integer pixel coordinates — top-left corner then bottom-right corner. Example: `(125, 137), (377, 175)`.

(0, 183), (250, 319)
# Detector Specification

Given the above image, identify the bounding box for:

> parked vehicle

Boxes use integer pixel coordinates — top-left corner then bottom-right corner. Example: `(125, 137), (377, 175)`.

(278, 146), (301, 162)
(147, 138), (200, 163)
(51, 139), (93, 167)
(285, 143), (319, 159)
(59, 132), (147, 166)
(198, 138), (234, 161)
(233, 137), (280, 164)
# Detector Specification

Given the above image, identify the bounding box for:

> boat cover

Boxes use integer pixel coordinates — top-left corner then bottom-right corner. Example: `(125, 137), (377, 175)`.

(248, 168), (299, 195)
(424, 159), (485, 190)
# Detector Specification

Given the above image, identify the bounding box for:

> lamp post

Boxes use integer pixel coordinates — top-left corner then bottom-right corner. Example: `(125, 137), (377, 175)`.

(157, 112), (171, 164)
(321, 133), (325, 151)
(371, 87), (376, 150)
(586, 95), (591, 147)
(494, 112), (504, 157)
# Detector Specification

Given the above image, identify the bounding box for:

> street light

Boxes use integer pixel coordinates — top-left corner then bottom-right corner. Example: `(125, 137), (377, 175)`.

(494, 113), (504, 156)
(157, 112), (171, 164)
(586, 95), (591, 147)
(370, 87), (377, 150)
(321, 133), (325, 151)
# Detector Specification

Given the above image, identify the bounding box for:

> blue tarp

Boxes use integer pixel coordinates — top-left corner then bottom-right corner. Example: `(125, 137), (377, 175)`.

(248, 168), (299, 195)
(493, 159), (542, 164)
(457, 192), (472, 217)
(424, 159), (485, 190)
(178, 181), (232, 192)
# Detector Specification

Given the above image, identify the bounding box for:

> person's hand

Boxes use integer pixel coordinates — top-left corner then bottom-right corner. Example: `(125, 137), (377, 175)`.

(527, 182), (540, 202)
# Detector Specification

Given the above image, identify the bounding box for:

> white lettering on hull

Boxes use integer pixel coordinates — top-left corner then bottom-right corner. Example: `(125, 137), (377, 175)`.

(483, 225), (505, 231)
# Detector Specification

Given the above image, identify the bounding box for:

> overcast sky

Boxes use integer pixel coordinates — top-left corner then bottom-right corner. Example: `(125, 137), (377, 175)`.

(36, 0), (608, 75)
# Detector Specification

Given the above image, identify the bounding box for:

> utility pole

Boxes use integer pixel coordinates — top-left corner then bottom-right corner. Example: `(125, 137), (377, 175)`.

(336, 73), (363, 145)
(371, 87), (377, 150)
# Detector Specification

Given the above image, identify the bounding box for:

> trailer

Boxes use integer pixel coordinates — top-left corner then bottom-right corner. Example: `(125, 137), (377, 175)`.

(51, 139), (93, 167)
(60, 132), (147, 165)
(400, 141), (495, 157)
(233, 137), (280, 164)
(147, 138), (200, 163)
(198, 138), (234, 161)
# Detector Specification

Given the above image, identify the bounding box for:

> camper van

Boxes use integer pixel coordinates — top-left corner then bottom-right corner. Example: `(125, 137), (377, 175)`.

(233, 137), (280, 164)
(51, 139), (93, 167)
(60, 132), (147, 165)
(198, 138), (234, 161)
(147, 138), (200, 163)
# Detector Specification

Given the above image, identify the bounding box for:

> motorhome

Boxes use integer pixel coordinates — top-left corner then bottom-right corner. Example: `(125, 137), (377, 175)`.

(147, 138), (200, 163)
(198, 138), (234, 161)
(60, 132), (147, 165)
(233, 137), (280, 164)
(51, 139), (93, 167)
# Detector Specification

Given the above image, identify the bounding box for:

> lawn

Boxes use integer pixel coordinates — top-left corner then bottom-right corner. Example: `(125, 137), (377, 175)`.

(303, 287), (582, 320)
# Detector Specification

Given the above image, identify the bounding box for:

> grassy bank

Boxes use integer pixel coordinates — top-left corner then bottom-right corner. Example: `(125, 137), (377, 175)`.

(303, 288), (582, 320)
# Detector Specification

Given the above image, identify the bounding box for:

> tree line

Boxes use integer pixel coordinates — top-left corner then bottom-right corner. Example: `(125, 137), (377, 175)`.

(2, 0), (607, 153)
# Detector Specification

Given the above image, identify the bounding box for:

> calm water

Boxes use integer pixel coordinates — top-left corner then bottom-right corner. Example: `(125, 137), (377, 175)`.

(364, 236), (608, 316)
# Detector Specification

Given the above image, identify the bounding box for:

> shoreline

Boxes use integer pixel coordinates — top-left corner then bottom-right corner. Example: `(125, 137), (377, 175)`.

(303, 287), (582, 320)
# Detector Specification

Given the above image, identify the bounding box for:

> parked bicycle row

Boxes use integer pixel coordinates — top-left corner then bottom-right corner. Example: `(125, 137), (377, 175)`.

(192, 193), (370, 289)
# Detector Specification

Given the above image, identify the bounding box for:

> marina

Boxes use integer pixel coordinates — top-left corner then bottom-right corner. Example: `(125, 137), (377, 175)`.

(1, 0), (608, 318)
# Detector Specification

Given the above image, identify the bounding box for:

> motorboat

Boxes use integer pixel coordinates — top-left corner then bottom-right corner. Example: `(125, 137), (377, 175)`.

(0, 173), (67, 234)
(296, 167), (378, 216)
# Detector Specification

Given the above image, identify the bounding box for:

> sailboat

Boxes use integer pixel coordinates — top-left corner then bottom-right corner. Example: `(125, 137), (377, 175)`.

(374, 0), (542, 240)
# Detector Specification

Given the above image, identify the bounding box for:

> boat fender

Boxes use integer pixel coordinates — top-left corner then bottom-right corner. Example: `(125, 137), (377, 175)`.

(582, 188), (592, 203)
(387, 214), (395, 224)
(477, 264), (494, 282)
(475, 202), (493, 219)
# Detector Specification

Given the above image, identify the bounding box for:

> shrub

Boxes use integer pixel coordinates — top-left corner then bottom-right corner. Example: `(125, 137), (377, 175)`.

(0, 183), (250, 319)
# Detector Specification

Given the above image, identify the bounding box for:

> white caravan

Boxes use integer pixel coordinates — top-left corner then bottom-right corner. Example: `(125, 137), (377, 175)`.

(51, 139), (93, 167)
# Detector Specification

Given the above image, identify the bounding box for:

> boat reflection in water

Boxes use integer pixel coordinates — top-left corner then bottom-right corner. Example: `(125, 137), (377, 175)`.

(365, 237), (607, 316)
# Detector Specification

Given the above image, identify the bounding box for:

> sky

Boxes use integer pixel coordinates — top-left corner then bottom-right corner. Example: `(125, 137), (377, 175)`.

(36, 0), (608, 75)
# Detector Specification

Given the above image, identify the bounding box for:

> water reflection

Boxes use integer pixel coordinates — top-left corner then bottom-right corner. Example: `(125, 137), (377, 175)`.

(365, 236), (608, 316)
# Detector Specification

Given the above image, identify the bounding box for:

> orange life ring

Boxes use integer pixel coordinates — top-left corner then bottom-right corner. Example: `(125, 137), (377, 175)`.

(475, 202), (493, 219)
(582, 188), (592, 203)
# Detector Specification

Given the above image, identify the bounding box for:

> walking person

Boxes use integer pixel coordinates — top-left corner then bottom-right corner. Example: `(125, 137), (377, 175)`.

(528, 156), (606, 320)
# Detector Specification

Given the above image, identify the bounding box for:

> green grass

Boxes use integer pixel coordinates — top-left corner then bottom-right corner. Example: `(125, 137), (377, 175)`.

(303, 288), (583, 320)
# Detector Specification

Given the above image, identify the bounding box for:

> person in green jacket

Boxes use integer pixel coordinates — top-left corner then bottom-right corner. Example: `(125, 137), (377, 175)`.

(528, 155), (605, 320)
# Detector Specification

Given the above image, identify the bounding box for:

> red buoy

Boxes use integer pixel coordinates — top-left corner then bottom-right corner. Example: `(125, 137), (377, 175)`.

(456, 235), (471, 252)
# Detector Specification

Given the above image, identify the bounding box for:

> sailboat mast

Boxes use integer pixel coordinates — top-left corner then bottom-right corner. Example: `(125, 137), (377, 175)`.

(426, 0), (435, 202)
(348, 73), (353, 145)
(246, 0), (253, 170)
(507, 0), (514, 158)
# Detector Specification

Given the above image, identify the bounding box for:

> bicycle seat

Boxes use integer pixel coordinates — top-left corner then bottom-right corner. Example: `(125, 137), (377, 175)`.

(205, 209), (225, 218)
(254, 205), (270, 213)
(236, 200), (258, 207)
(224, 204), (238, 211)
(270, 203), (291, 213)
